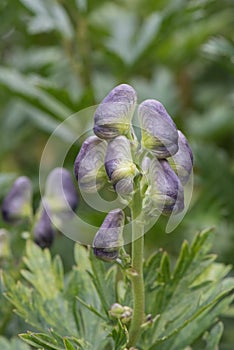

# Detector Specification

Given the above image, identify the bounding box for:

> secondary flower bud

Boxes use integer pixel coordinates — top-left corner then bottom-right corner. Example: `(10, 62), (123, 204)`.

(109, 303), (132, 323)
(34, 205), (55, 249)
(105, 136), (137, 195)
(145, 159), (184, 216)
(93, 84), (137, 139)
(74, 136), (107, 192)
(93, 209), (125, 262)
(170, 130), (193, 185)
(138, 100), (178, 158)
(1, 176), (32, 223)
(109, 303), (125, 317)
(45, 168), (78, 216)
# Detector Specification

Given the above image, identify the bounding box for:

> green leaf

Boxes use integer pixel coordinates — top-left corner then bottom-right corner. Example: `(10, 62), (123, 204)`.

(76, 296), (107, 321)
(140, 228), (234, 350)
(203, 322), (224, 350)
(19, 332), (63, 350)
(20, 0), (74, 38)
(63, 338), (76, 350)
(0, 68), (72, 120)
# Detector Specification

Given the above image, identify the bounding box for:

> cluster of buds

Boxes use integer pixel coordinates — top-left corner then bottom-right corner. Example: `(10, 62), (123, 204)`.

(109, 303), (133, 324)
(1, 168), (78, 248)
(74, 84), (193, 262)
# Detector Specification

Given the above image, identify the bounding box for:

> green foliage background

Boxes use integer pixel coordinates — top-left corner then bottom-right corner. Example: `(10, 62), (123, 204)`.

(0, 0), (234, 349)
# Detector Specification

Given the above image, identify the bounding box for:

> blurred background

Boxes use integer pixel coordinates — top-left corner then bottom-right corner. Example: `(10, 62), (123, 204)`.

(0, 0), (234, 348)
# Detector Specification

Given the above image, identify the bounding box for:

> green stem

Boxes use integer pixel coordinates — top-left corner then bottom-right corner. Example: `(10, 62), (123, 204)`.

(128, 204), (145, 348)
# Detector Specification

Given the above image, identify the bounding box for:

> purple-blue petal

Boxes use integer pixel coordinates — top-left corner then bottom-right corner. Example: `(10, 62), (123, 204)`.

(34, 206), (55, 249)
(93, 84), (137, 139)
(74, 136), (107, 192)
(1, 176), (32, 223)
(45, 168), (78, 213)
(93, 208), (125, 261)
(170, 130), (193, 185)
(146, 159), (184, 216)
(138, 99), (178, 158)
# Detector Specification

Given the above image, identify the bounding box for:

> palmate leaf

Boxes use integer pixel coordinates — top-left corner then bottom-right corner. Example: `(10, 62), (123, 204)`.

(3, 241), (116, 350)
(140, 228), (234, 349)
(20, 0), (74, 39)
(3, 230), (234, 349)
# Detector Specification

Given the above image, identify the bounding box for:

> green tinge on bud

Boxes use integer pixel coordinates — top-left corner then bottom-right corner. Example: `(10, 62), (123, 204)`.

(105, 136), (137, 195)
(109, 303), (125, 317)
(74, 136), (108, 193)
(1, 176), (32, 223)
(93, 209), (125, 262)
(109, 303), (132, 323)
(169, 130), (193, 185)
(93, 84), (137, 140)
(144, 158), (184, 216)
(138, 99), (178, 158)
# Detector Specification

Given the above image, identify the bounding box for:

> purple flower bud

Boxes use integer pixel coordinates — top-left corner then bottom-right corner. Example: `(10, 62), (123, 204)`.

(93, 209), (125, 262)
(145, 159), (184, 216)
(34, 205), (55, 249)
(170, 130), (193, 185)
(74, 136), (108, 193)
(45, 168), (78, 215)
(93, 84), (137, 140)
(105, 136), (137, 195)
(138, 100), (178, 158)
(1, 176), (32, 223)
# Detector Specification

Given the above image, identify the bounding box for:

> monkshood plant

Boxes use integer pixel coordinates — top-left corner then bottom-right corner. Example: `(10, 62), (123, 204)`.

(1, 84), (234, 350)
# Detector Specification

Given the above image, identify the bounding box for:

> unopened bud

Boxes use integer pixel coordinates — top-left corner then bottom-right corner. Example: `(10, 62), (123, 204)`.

(93, 84), (137, 140)
(170, 130), (193, 185)
(34, 205), (55, 249)
(144, 159), (184, 216)
(1, 176), (32, 223)
(93, 209), (125, 262)
(105, 136), (137, 195)
(138, 100), (178, 158)
(74, 136), (107, 192)
(121, 306), (133, 323)
(45, 167), (78, 217)
(109, 303), (132, 323)
(109, 303), (125, 317)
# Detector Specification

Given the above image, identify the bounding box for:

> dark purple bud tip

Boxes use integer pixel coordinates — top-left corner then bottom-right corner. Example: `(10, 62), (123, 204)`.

(93, 209), (125, 262)
(1, 176), (32, 223)
(34, 205), (55, 249)
(45, 168), (78, 215)
(74, 136), (107, 193)
(170, 130), (193, 185)
(138, 100), (178, 158)
(94, 84), (137, 140)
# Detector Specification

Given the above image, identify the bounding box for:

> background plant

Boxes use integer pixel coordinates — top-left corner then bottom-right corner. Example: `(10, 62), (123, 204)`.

(0, 0), (234, 348)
